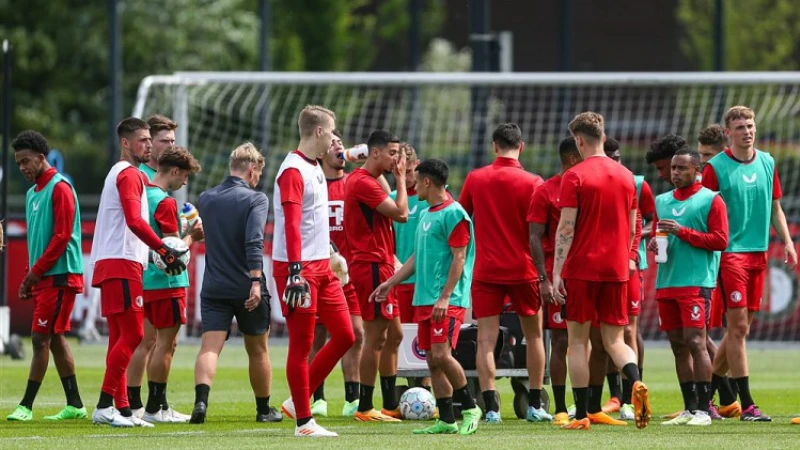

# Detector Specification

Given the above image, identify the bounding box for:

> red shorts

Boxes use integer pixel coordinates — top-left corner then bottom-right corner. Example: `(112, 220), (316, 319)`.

(543, 301), (567, 329)
(275, 268), (348, 316)
(718, 254), (766, 312)
(708, 287), (724, 328)
(471, 280), (540, 319)
(31, 288), (78, 334)
(627, 269), (643, 316)
(414, 305), (466, 351)
(343, 282), (360, 316)
(395, 283), (415, 324)
(564, 279), (628, 326)
(144, 294), (187, 329)
(657, 296), (707, 332)
(100, 278), (144, 317)
(350, 262), (399, 321)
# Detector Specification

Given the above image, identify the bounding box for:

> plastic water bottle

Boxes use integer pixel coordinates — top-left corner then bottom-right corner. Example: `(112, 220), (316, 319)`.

(339, 144), (369, 162)
(182, 202), (201, 229)
(655, 228), (669, 264)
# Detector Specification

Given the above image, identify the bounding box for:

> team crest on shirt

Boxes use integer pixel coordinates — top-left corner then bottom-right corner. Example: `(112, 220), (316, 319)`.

(552, 312), (563, 324)
(37, 318), (48, 328)
(386, 303), (394, 315)
(135, 295), (144, 308)
(631, 301), (640, 309)
(690, 305), (702, 321)
(731, 291), (743, 303)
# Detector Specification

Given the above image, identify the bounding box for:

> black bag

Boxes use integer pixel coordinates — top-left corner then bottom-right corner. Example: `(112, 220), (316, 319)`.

(453, 324), (514, 370)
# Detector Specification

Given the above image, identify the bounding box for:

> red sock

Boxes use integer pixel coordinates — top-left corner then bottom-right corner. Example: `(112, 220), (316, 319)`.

(285, 312), (315, 420)
(101, 309), (144, 409)
(309, 308), (355, 392)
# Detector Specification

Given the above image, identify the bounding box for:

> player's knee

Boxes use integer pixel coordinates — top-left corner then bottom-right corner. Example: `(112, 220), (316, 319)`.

(623, 326), (635, 343)
(684, 332), (705, 353)
(728, 321), (749, 340)
(352, 325), (365, 348)
(426, 349), (447, 369)
(668, 338), (687, 357)
(31, 333), (51, 353)
(385, 328), (403, 349)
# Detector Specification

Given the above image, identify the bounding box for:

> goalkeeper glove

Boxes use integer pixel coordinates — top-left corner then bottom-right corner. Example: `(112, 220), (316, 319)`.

(329, 242), (349, 285)
(155, 242), (188, 276)
(283, 262), (311, 308)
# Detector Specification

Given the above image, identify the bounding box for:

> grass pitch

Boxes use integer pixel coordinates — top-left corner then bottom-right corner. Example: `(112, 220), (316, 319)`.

(1, 339), (799, 449)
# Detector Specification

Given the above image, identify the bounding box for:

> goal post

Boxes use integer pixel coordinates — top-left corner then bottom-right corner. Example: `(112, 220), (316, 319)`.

(133, 71), (800, 340)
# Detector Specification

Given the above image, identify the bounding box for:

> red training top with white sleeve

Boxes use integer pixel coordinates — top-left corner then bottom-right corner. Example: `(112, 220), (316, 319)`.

(327, 173), (350, 260)
(459, 157), (543, 284)
(559, 155), (636, 282)
(343, 168), (394, 265)
(527, 174), (562, 278)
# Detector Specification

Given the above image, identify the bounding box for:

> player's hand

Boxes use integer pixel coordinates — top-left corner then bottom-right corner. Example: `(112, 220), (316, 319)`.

(187, 221), (205, 242)
(539, 277), (557, 305)
(553, 275), (567, 305)
(657, 219), (681, 235)
(369, 281), (392, 303)
(432, 296), (449, 322)
(393, 147), (407, 178)
(156, 242), (188, 276)
(785, 243), (798, 270)
(329, 242), (349, 285)
(647, 238), (657, 252)
(629, 259), (637, 276)
(18, 271), (39, 300)
(246, 281), (261, 312)
(283, 263), (311, 308)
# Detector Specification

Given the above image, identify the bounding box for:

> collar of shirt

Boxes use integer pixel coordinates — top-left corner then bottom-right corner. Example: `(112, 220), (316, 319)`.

(673, 181), (703, 201)
(724, 148), (756, 164)
(34, 167), (58, 192)
(293, 149), (319, 165)
(224, 175), (250, 188)
(492, 156), (523, 168)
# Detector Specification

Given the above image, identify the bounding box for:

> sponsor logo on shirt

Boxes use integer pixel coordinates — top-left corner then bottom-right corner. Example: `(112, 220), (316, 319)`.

(409, 204), (418, 215)
(672, 207), (686, 217)
(36, 318), (48, 328)
(422, 222), (431, 232)
(32, 201), (40, 212)
(328, 200), (344, 231)
(690, 305), (702, 321)
(433, 328), (444, 337)
(316, 173), (324, 184)
(731, 291), (743, 303)
(742, 173), (757, 184)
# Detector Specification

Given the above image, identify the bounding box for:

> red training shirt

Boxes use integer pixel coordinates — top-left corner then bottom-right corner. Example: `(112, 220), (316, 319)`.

(327, 173), (350, 260)
(527, 174), (562, 278)
(638, 180), (656, 219)
(343, 168), (394, 266)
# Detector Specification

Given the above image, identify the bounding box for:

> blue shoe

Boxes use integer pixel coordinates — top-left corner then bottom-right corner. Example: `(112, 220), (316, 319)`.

(527, 406), (553, 422)
(484, 410), (502, 423)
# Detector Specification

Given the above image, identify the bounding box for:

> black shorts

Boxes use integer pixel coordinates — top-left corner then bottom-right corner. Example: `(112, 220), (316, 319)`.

(201, 294), (271, 336)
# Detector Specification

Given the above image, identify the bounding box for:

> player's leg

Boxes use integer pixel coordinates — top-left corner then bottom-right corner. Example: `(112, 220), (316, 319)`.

(45, 288), (85, 420)
(310, 307), (356, 404)
(619, 315), (639, 418)
(309, 322), (329, 416)
(127, 314), (157, 415)
(734, 267), (769, 420)
(471, 280), (503, 421)
(549, 326), (569, 424)
(143, 297), (186, 423)
(683, 307), (712, 426)
(341, 313), (364, 416)
(378, 316), (404, 415)
(603, 358), (622, 414)
(397, 284), (431, 390)
(414, 318), (458, 435)
(191, 295), (234, 423)
(565, 320), (592, 428)
(586, 327), (626, 425)
(359, 318), (390, 415)
(237, 294), (279, 423)
(512, 282), (550, 422)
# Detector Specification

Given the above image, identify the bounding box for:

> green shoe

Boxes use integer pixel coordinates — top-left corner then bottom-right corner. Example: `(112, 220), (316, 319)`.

(310, 399), (328, 417)
(412, 419), (458, 434)
(342, 399), (359, 417)
(43, 405), (88, 421)
(460, 407), (482, 435)
(7, 405), (33, 421)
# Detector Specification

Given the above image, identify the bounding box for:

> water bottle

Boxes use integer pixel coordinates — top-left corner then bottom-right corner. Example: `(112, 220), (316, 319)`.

(182, 202), (201, 229)
(655, 227), (669, 264)
(339, 144), (369, 162)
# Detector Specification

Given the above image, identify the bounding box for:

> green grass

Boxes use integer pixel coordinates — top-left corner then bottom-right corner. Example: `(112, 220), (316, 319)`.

(1, 340), (799, 449)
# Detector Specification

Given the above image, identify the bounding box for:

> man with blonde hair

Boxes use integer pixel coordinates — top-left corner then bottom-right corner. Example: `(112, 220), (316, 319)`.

(190, 142), (281, 424)
(552, 112), (650, 430)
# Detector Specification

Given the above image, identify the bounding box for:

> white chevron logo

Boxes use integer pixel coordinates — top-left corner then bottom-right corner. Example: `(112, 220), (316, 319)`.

(37, 318), (48, 327)
(32, 201), (40, 212)
(742, 173), (757, 183)
(422, 222), (431, 232)
(672, 207), (686, 217)
(409, 205), (418, 215)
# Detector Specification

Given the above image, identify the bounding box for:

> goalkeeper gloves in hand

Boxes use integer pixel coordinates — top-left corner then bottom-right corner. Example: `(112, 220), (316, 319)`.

(283, 262), (311, 308)
(329, 242), (349, 285)
(155, 242), (188, 276)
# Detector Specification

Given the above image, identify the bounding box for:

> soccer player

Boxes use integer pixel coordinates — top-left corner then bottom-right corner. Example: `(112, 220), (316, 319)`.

(307, 129), (365, 418)
(191, 142), (281, 424)
(552, 112), (650, 431)
(459, 123), (550, 423)
(133, 146), (203, 423)
(7, 131), (86, 422)
(650, 148), (728, 426)
(697, 124), (727, 166)
(528, 136), (583, 426)
(274, 106), (356, 437)
(371, 158), (482, 435)
(90, 117), (188, 428)
(345, 130), (408, 422)
(138, 115), (177, 180)
(701, 106), (797, 421)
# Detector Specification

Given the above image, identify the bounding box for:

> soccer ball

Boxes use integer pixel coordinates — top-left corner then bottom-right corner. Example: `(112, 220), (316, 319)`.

(399, 387), (436, 420)
(150, 236), (190, 273)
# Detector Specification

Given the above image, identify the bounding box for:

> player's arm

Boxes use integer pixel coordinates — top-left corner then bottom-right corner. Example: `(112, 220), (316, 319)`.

(529, 222), (548, 278)
(666, 195), (728, 251)
(374, 183), (408, 223)
(700, 164), (719, 192)
(377, 174), (391, 194)
(277, 169), (310, 306)
(639, 180), (656, 239)
(433, 219), (470, 321)
(459, 174), (474, 216)
(370, 254), (415, 303)
(154, 197), (181, 241)
(552, 206), (577, 301)
(117, 169), (168, 250)
(527, 186), (553, 301)
(769, 169), (797, 268)
(629, 210), (642, 271)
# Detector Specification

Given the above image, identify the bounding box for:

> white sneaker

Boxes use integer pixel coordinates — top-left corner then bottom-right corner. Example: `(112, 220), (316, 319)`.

(687, 410), (712, 426)
(131, 407), (145, 419)
(662, 410), (694, 425)
(92, 407), (134, 428)
(282, 398), (296, 420)
(164, 407), (191, 422)
(619, 403), (635, 421)
(130, 415), (155, 428)
(295, 418), (338, 437)
(143, 409), (186, 423)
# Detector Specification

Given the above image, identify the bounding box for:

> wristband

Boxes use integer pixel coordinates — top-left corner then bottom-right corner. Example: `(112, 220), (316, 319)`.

(250, 276), (262, 283)
(289, 262), (302, 275)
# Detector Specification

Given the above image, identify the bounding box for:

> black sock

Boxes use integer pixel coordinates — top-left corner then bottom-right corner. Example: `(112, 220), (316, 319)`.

(127, 386), (143, 410)
(680, 382), (697, 411)
(621, 363), (641, 384)
(552, 385), (567, 414)
(160, 384), (169, 411)
(733, 376), (754, 409)
(453, 384), (476, 410)
(380, 376), (398, 410)
(146, 381), (166, 414)
(482, 390), (499, 413)
(60, 375), (83, 408)
(357, 384), (374, 412)
(436, 397), (455, 424)
(606, 372), (622, 400)
(97, 391), (114, 409)
(297, 416), (312, 427)
(528, 388), (542, 409)
(256, 396), (270, 415)
(715, 375), (736, 406)
(20, 380), (42, 409)
(696, 382), (711, 412)
(588, 385), (603, 414)
(195, 383), (210, 406)
(639, 367), (644, 381)
(313, 383), (325, 402)
(621, 378), (633, 405)
(422, 385), (432, 392)
(573, 387), (589, 420)
(118, 406), (132, 417)
(344, 382), (359, 403)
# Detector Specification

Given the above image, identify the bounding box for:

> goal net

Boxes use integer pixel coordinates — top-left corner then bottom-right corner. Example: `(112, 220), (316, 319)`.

(133, 72), (800, 341)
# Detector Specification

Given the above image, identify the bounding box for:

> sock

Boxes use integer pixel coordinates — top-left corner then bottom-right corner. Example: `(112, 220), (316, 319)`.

(453, 384), (476, 410)
(118, 406), (132, 417)
(680, 382), (697, 411)
(313, 383), (325, 402)
(160, 384), (169, 411)
(606, 372), (622, 400)
(696, 382), (711, 412)
(127, 386), (143, 410)
(256, 396), (271, 415)
(422, 385), (432, 392)
(621, 378), (633, 405)
(717, 375), (736, 406)
(528, 388), (542, 408)
(733, 376), (754, 409)
(195, 384), (210, 406)
(552, 385), (567, 414)
(61, 375), (83, 408)
(344, 382), (359, 403)
(97, 391), (114, 409)
(145, 381), (166, 414)
(436, 397), (455, 424)
(358, 384), (374, 412)
(639, 367), (644, 381)
(621, 363), (641, 384)
(380, 375), (398, 410)
(588, 385), (603, 414)
(20, 380), (42, 409)
(573, 387), (589, 420)
(297, 416), (312, 427)
(482, 390), (499, 413)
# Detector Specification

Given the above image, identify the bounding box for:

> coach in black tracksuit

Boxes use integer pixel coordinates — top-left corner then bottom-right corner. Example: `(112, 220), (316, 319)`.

(189, 143), (282, 424)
